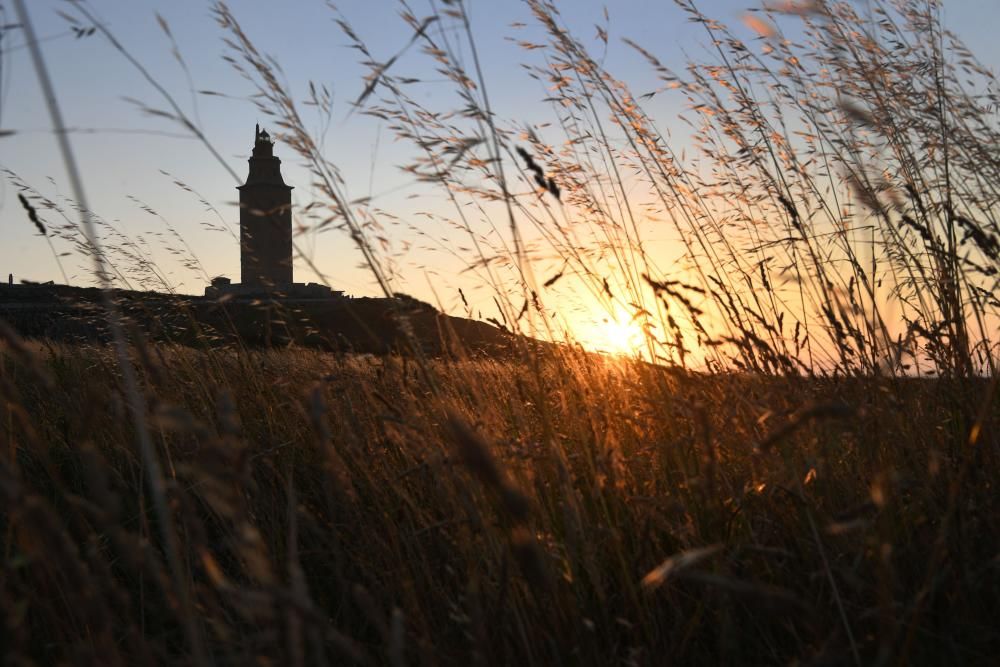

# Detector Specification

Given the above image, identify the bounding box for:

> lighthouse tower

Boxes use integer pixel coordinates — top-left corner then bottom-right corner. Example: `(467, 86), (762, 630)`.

(239, 125), (293, 287)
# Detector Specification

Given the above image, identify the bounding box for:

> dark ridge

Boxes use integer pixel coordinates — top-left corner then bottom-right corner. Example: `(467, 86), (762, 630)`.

(0, 282), (526, 357)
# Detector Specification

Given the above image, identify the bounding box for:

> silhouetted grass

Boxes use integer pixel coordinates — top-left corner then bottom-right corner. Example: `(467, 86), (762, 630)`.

(1, 341), (997, 664)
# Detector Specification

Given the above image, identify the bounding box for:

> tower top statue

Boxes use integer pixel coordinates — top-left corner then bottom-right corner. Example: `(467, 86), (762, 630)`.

(255, 123), (272, 146)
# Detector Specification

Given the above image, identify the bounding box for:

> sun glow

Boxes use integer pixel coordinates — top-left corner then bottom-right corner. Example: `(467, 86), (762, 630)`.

(596, 318), (647, 357)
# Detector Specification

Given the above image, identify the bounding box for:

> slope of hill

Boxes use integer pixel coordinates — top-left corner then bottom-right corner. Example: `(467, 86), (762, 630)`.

(0, 283), (518, 356)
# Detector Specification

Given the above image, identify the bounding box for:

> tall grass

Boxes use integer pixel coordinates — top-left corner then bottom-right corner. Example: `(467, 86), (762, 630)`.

(1, 342), (997, 664)
(311, 0), (1000, 376)
(2, 0), (999, 664)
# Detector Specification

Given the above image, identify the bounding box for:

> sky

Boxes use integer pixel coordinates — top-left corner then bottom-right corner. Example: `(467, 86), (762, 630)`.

(2, 0), (999, 349)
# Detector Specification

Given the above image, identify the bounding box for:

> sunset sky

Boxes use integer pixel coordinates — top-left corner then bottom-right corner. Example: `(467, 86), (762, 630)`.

(2, 0), (999, 352)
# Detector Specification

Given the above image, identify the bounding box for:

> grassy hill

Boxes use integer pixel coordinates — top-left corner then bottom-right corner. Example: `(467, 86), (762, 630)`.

(0, 283), (517, 356)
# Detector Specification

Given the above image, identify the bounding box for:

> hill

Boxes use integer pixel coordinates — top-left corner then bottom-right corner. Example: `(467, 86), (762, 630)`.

(0, 283), (519, 356)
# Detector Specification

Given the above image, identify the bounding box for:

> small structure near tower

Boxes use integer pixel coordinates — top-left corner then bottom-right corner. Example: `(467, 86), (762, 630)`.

(205, 126), (342, 301)
(240, 124), (293, 287)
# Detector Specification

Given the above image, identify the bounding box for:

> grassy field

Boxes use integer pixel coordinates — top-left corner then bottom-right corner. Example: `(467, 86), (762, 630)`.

(4, 0), (1000, 663)
(1, 340), (996, 664)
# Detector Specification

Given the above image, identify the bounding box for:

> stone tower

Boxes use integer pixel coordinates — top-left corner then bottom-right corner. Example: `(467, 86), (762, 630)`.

(239, 125), (293, 287)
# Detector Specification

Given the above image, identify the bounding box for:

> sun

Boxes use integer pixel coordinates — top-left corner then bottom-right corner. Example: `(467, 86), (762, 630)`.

(597, 318), (647, 357)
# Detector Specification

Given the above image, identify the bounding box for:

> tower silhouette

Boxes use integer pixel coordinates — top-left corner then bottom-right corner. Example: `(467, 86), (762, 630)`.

(239, 125), (293, 287)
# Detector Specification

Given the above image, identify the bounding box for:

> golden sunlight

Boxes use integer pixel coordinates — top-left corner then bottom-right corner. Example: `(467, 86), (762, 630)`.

(596, 317), (646, 357)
